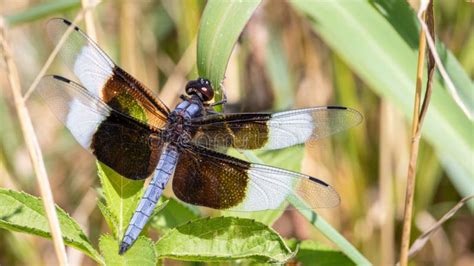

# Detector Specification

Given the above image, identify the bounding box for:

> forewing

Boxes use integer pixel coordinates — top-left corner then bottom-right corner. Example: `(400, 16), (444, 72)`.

(47, 18), (170, 128)
(37, 75), (162, 180)
(190, 106), (362, 151)
(172, 144), (339, 211)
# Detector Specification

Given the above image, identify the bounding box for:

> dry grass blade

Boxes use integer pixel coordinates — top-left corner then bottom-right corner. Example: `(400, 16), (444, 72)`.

(0, 18), (68, 266)
(399, 0), (436, 265)
(417, 0), (471, 120)
(406, 195), (474, 260)
(378, 101), (396, 266)
(417, 0), (435, 130)
(80, 0), (98, 41)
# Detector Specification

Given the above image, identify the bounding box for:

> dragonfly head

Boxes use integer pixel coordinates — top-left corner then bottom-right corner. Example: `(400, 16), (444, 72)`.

(185, 78), (214, 103)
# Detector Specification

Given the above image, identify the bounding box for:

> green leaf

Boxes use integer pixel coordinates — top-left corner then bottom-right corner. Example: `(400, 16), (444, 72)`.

(289, 0), (474, 208)
(97, 163), (145, 238)
(4, 0), (81, 27)
(435, 41), (474, 118)
(265, 29), (295, 110)
(97, 200), (118, 236)
(370, 0), (473, 116)
(197, 0), (262, 104)
(0, 188), (102, 263)
(99, 234), (157, 266)
(155, 216), (294, 263)
(287, 239), (354, 266)
(149, 197), (200, 231)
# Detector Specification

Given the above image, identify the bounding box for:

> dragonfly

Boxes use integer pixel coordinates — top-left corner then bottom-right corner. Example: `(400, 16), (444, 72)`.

(37, 18), (363, 254)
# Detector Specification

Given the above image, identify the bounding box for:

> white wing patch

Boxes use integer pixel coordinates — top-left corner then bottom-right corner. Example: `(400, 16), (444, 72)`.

(236, 165), (298, 211)
(73, 45), (113, 97)
(66, 99), (109, 148)
(263, 110), (314, 150)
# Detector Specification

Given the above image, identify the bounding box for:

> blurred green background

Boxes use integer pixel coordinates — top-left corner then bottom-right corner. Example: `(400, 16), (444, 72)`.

(0, 0), (472, 265)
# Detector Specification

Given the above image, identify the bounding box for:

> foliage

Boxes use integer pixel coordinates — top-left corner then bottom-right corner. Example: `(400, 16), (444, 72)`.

(155, 216), (294, 263)
(0, 188), (102, 263)
(289, 0), (473, 204)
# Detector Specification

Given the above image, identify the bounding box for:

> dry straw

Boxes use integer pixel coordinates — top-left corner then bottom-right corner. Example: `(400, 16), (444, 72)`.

(399, 0), (437, 265)
(1, 18), (69, 266)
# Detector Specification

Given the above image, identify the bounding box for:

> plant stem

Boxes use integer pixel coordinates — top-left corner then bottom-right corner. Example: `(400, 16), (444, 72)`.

(81, 0), (98, 41)
(0, 20), (69, 266)
(399, 6), (430, 266)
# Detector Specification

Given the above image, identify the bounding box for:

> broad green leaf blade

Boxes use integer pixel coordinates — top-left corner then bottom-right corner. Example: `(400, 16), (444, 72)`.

(435, 41), (474, 119)
(0, 188), (102, 263)
(371, 0), (474, 118)
(197, 0), (262, 103)
(99, 234), (157, 266)
(150, 197), (200, 230)
(97, 163), (145, 238)
(266, 29), (295, 110)
(289, 0), (474, 205)
(286, 239), (354, 266)
(155, 216), (294, 263)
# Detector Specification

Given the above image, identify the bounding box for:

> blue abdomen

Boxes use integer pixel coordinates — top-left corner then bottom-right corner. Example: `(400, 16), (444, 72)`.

(119, 144), (179, 254)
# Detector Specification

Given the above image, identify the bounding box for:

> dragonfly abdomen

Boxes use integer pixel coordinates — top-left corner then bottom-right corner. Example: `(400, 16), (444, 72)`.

(119, 144), (179, 254)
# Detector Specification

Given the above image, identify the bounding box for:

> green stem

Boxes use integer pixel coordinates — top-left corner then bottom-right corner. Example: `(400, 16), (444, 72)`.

(288, 196), (372, 266)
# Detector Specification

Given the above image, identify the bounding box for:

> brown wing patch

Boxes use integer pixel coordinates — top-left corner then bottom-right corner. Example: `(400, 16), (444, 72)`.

(92, 113), (162, 180)
(191, 113), (270, 150)
(191, 108), (363, 152)
(100, 67), (169, 128)
(172, 146), (250, 209)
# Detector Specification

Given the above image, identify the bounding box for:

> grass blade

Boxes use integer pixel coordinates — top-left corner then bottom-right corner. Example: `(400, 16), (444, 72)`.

(406, 195), (474, 261)
(197, 0), (262, 104)
(4, 0), (81, 27)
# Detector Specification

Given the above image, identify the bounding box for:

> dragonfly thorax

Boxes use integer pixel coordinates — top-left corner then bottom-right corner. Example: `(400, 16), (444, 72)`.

(163, 114), (190, 144)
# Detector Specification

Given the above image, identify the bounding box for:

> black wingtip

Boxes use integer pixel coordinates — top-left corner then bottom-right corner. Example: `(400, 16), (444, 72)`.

(52, 75), (71, 83)
(118, 242), (130, 255)
(61, 18), (80, 31)
(327, 106), (347, 110)
(308, 176), (329, 187)
(62, 19), (72, 26)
